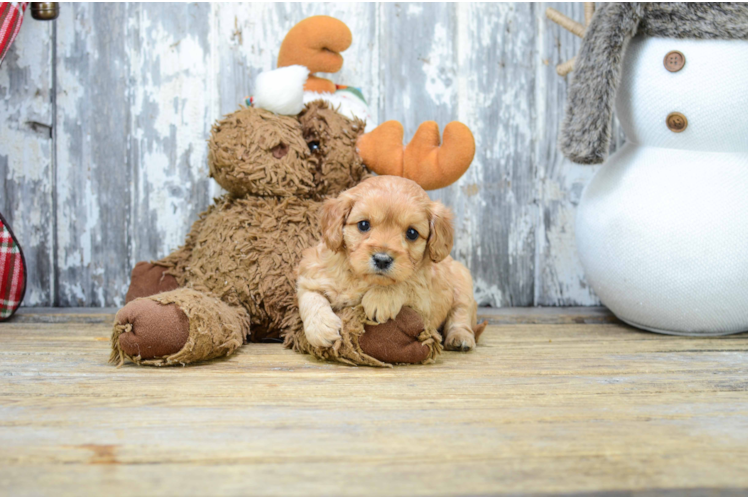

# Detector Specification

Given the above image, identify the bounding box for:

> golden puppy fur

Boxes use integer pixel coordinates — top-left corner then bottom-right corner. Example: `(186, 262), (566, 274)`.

(297, 175), (485, 352)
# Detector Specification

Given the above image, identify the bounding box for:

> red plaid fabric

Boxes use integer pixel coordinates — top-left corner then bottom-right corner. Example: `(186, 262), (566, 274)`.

(0, 2), (28, 65)
(0, 212), (26, 320)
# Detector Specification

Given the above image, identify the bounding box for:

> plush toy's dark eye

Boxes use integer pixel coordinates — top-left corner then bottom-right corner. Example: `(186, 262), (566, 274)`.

(358, 220), (370, 232)
(307, 140), (321, 154)
(406, 228), (419, 241)
(271, 143), (289, 159)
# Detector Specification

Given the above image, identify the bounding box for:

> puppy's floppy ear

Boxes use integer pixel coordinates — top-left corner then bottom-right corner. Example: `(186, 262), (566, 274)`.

(427, 201), (454, 263)
(320, 194), (353, 252)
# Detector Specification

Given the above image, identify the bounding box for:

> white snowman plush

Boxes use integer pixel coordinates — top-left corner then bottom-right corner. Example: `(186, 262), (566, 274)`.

(558, 3), (748, 335)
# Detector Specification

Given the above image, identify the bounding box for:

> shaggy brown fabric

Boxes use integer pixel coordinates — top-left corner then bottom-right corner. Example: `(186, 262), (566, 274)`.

(208, 102), (368, 198)
(284, 306), (442, 367)
(156, 195), (321, 343)
(155, 101), (371, 346)
(298, 103), (370, 197)
(111, 100), (444, 367)
(114, 298), (190, 360)
(209, 108), (315, 198)
(125, 262), (179, 304)
(111, 289), (249, 367)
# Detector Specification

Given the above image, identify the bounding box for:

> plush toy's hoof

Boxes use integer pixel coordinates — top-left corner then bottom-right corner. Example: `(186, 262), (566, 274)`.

(359, 307), (432, 364)
(125, 262), (179, 304)
(285, 305), (440, 367)
(113, 299), (190, 362)
(111, 289), (249, 367)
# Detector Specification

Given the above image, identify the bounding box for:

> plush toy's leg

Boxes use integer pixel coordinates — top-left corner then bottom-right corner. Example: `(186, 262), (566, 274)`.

(359, 307), (441, 364)
(110, 288), (250, 367)
(125, 261), (180, 303)
(286, 305), (441, 367)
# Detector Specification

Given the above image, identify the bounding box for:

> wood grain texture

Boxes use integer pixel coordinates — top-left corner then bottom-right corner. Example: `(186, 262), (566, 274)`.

(379, 3), (457, 129)
(55, 3), (131, 306)
(452, 3), (537, 307)
(535, 2), (598, 306)
(127, 3), (218, 268)
(2, 2), (629, 308)
(379, 4), (538, 307)
(2, 317), (748, 495)
(534, 2), (626, 306)
(0, 17), (54, 306)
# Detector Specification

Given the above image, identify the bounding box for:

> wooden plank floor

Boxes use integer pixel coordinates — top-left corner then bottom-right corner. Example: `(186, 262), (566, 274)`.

(2, 308), (748, 496)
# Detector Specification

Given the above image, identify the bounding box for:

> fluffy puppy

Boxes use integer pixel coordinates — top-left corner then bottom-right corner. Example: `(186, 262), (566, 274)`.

(297, 175), (486, 352)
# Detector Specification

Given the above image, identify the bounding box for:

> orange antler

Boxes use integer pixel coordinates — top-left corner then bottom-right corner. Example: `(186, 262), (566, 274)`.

(277, 16), (352, 94)
(357, 121), (475, 191)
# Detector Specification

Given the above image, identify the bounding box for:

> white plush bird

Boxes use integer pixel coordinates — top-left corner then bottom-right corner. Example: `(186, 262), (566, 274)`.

(251, 65), (309, 115)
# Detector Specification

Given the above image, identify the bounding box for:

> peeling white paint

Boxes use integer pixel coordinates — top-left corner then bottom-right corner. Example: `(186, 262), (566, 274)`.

(508, 208), (535, 266)
(422, 23), (454, 107)
(55, 5), (95, 275)
(4, 2), (606, 308)
(61, 282), (85, 304)
(473, 277), (504, 308)
(538, 195), (598, 306)
(0, 19), (53, 306)
(407, 4), (423, 16)
(129, 5), (215, 262)
(532, 3), (605, 306)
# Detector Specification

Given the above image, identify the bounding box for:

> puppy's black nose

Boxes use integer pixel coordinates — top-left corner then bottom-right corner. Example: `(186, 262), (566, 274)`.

(372, 253), (393, 271)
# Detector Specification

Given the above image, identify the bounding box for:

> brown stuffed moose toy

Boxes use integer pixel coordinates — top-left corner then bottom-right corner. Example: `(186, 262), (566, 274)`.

(110, 16), (476, 367)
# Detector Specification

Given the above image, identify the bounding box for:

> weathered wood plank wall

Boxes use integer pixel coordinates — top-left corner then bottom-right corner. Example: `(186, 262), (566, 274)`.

(0, 17), (54, 306)
(0, 2), (616, 308)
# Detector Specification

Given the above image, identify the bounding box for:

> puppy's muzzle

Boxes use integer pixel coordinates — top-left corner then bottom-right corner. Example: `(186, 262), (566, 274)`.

(372, 253), (394, 272)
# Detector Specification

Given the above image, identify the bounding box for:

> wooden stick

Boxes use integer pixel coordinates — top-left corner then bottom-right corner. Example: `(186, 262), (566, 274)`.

(584, 2), (595, 26)
(546, 7), (586, 38)
(556, 57), (576, 77)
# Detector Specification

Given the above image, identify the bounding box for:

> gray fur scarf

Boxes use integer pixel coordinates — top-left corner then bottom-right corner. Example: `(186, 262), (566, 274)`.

(560, 3), (748, 165)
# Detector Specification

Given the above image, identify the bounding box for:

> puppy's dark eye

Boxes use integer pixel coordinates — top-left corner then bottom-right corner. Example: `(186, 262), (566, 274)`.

(307, 140), (321, 154)
(358, 220), (370, 232)
(406, 228), (419, 241)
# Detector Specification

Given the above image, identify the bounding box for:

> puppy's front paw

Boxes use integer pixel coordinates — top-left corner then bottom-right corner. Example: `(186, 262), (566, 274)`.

(304, 310), (343, 348)
(362, 291), (403, 324)
(444, 329), (476, 352)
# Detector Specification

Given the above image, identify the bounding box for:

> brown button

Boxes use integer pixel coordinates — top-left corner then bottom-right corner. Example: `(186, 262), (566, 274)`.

(666, 112), (688, 133)
(664, 50), (685, 72)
